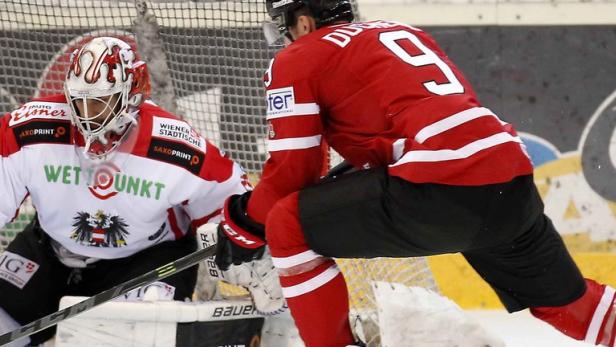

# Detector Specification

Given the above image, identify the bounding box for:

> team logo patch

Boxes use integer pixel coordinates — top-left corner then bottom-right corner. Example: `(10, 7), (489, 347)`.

(147, 138), (205, 175)
(0, 251), (40, 289)
(43, 164), (167, 201)
(71, 210), (130, 247)
(151, 117), (206, 151)
(12, 120), (71, 147)
(266, 87), (295, 118)
(9, 101), (71, 127)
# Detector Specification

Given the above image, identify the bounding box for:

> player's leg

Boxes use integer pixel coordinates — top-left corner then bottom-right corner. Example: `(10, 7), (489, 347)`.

(74, 232), (199, 301)
(460, 177), (613, 345)
(463, 213), (586, 312)
(530, 278), (616, 346)
(266, 167), (508, 346)
(0, 217), (71, 345)
(267, 191), (355, 347)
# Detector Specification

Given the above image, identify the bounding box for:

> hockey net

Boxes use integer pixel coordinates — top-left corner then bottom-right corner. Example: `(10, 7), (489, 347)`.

(0, 1), (437, 345)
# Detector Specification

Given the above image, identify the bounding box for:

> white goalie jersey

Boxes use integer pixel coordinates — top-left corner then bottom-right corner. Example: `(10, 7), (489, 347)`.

(0, 94), (249, 259)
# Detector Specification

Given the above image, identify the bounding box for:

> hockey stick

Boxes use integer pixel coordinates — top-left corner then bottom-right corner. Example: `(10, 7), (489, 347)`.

(324, 160), (354, 179)
(0, 244), (216, 346)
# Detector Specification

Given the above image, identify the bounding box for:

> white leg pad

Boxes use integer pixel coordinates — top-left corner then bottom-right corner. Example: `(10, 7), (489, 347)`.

(0, 307), (30, 347)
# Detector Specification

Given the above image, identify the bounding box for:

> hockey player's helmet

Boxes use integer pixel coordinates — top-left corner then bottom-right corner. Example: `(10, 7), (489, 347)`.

(64, 36), (150, 159)
(265, 0), (354, 40)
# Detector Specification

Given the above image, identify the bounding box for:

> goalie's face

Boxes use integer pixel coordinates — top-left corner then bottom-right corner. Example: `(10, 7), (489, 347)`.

(73, 93), (121, 132)
(69, 92), (133, 159)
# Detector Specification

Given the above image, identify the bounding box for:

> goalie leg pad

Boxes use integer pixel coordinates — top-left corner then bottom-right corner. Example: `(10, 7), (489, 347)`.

(531, 278), (616, 346)
(266, 192), (355, 346)
(0, 307), (30, 347)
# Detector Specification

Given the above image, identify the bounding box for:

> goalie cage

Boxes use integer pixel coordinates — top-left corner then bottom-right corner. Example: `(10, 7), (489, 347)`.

(0, 1), (438, 346)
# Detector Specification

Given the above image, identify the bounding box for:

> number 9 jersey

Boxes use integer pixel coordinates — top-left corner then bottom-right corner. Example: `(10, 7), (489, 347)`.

(247, 20), (533, 223)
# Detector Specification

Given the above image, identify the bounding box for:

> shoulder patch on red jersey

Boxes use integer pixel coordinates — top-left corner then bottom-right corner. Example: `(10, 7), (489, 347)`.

(266, 86), (295, 118)
(9, 99), (71, 127)
(147, 137), (205, 175)
(8, 97), (71, 147)
(150, 116), (206, 152)
(11, 120), (71, 147)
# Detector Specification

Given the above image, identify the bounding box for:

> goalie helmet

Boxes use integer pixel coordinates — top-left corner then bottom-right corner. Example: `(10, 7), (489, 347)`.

(64, 36), (151, 159)
(265, 0), (354, 40)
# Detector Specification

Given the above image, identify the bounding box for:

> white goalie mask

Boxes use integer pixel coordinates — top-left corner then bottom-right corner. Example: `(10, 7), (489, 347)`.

(64, 36), (150, 160)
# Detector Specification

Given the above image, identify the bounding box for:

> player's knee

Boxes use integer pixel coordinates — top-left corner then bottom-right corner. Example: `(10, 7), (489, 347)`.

(265, 192), (331, 277)
(531, 278), (616, 345)
(265, 192), (306, 251)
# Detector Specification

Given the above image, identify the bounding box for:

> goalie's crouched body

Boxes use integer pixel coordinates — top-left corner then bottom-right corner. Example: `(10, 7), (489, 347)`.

(0, 37), (250, 345)
(0, 216), (198, 345)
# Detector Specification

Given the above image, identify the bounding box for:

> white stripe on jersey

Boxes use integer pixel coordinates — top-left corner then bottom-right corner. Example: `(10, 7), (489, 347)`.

(414, 107), (502, 144)
(281, 265), (340, 298)
(585, 286), (616, 344)
(268, 135), (322, 152)
(266, 103), (320, 120)
(272, 249), (322, 269)
(392, 138), (406, 161)
(391, 132), (522, 166)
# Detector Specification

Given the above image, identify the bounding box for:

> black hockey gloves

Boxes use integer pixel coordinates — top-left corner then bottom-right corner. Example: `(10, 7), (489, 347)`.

(215, 192), (266, 271)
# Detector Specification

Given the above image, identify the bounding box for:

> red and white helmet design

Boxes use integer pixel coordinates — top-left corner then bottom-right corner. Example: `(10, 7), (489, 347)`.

(64, 36), (150, 159)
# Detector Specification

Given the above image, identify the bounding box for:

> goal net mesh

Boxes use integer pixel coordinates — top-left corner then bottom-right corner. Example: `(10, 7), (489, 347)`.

(0, 1), (437, 345)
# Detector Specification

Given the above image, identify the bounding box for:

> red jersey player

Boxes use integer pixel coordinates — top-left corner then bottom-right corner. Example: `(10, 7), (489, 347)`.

(214, 1), (616, 346)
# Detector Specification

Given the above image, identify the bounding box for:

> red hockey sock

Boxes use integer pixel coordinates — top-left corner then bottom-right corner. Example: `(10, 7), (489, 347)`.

(279, 260), (355, 347)
(531, 278), (616, 346)
(266, 192), (355, 347)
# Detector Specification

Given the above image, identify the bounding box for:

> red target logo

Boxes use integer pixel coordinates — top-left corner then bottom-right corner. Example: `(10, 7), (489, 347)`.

(88, 162), (120, 200)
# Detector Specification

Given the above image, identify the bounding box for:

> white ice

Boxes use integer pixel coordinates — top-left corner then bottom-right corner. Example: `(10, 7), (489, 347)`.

(468, 309), (592, 347)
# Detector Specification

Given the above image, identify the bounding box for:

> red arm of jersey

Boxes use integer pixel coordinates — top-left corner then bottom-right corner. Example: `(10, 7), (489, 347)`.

(0, 112), (28, 228)
(185, 140), (251, 228)
(247, 56), (326, 224)
(135, 102), (251, 229)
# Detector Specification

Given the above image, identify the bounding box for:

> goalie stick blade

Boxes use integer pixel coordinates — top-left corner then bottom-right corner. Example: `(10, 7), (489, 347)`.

(0, 244), (217, 346)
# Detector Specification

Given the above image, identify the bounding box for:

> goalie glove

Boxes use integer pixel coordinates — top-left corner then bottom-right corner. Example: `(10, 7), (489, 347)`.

(216, 191), (266, 271)
(200, 223), (286, 314)
(222, 248), (287, 315)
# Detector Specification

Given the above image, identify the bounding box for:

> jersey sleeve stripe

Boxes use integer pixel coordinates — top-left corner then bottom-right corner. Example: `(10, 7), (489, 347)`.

(281, 265), (340, 298)
(266, 103), (321, 120)
(585, 286), (616, 344)
(391, 132), (523, 165)
(268, 135), (322, 152)
(190, 208), (222, 229)
(167, 208), (184, 240)
(414, 107), (502, 144)
(272, 249), (322, 269)
(392, 138), (406, 161)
